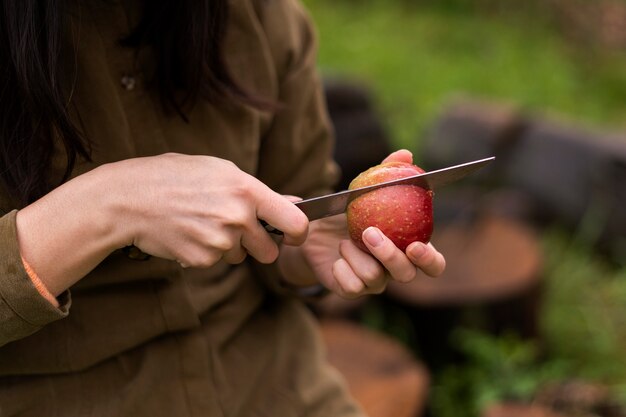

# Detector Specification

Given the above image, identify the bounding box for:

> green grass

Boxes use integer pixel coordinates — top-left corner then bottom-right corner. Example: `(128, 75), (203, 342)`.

(542, 230), (626, 390)
(303, 0), (626, 151)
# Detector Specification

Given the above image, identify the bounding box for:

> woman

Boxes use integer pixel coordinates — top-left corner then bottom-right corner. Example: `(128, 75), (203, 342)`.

(0, 0), (445, 415)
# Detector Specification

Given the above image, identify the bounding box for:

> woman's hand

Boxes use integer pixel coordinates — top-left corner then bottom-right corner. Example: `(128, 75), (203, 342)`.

(278, 149), (445, 299)
(283, 214), (445, 299)
(111, 153), (308, 267)
(17, 153), (309, 295)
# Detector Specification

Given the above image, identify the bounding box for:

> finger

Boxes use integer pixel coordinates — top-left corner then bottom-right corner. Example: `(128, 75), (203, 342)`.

(213, 226), (247, 265)
(361, 227), (418, 283)
(241, 220), (280, 264)
(222, 243), (248, 265)
(382, 149), (413, 164)
(332, 258), (366, 299)
(196, 227), (242, 266)
(406, 242), (446, 277)
(338, 240), (387, 293)
(176, 246), (223, 269)
(254, 188), (309, 246)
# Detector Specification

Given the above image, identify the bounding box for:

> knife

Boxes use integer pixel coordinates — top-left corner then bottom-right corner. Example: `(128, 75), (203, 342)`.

(261, 156), (495, 234)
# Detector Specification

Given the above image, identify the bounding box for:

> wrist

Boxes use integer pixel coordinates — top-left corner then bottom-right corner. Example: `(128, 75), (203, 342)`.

(90, 162), (139, 250)
(15, 164), (131, 295)
(21, 256), (60, 308)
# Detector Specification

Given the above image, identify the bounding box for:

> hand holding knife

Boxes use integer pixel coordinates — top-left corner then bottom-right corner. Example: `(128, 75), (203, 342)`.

(124, 156), (495, 261)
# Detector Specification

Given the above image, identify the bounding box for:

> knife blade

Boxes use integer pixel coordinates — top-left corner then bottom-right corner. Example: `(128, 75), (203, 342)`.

(261, 156), (495, 234)
(295, 156), (495, 221)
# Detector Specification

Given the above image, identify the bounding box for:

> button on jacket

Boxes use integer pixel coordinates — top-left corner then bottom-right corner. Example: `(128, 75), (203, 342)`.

(0, 0), (363, 415)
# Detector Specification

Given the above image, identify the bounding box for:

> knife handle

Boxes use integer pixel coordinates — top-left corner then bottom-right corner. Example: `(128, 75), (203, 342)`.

(260, 220), (284, 236)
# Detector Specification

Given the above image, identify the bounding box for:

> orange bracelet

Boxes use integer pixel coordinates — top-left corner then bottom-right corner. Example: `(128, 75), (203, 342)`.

(21, 257), (60, 308)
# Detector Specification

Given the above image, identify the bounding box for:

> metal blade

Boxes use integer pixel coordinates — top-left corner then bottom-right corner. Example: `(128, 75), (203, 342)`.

(295, 156), (495, 221)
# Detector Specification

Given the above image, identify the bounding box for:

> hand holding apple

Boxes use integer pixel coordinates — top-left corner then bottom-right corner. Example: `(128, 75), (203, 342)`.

(278, 149), (445, 300)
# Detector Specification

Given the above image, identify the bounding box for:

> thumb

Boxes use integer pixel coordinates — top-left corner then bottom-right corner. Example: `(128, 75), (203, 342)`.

(382, 149), (413, 164)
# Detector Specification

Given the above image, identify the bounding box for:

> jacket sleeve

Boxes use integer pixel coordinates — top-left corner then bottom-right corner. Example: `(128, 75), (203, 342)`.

(249, 0), (340, 294)
(254, 0), (339, 199)
(0, 210), (71, 347)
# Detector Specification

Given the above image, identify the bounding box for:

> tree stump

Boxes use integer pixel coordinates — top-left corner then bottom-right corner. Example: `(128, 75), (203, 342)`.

(421, 98), (526, 178)
(319, 320), (430, 417)
(385, 215), (544, 369)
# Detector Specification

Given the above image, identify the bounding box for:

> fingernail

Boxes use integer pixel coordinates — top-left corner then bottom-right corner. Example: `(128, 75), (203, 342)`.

(364, 227), (383, 247)
(411, 242), (426, 258)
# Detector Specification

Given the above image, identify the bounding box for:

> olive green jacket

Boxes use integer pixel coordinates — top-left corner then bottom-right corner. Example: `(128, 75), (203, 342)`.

(0, 1), (362, 415)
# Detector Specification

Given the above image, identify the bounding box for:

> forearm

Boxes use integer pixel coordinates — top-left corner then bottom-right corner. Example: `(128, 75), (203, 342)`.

(15, 164), (127, 296)
(14, 153), (311, 297)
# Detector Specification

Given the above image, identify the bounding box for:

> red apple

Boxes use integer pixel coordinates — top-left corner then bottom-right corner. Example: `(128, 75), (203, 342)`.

(346, 161), (433, 253)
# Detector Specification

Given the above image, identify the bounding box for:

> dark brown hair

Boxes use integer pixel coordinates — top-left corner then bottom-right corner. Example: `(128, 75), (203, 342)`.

(0, 0), (245, 205)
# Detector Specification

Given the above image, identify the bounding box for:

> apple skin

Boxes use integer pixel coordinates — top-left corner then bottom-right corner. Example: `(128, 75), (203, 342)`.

(346, 161), (433, 253)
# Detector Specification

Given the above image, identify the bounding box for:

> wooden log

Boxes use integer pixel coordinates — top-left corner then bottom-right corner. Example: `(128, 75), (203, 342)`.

(387, 216), (542, 306)
(421, 98), (526, 181)
(502, 120), (626, 264)
(385, 215), (544, 369)
(319, 320), (430, 417)
(504, 121), (626, 224)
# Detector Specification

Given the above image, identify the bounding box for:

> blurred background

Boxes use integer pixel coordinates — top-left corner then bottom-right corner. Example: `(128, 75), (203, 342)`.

(302, 0), (626, 416)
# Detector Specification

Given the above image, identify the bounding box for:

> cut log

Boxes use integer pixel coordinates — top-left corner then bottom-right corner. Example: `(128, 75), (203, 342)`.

(319, 320), (430, 417)
(421, 98), (526, 180)
(385, 215), (544, 369)
(387, 216), (542, 306)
